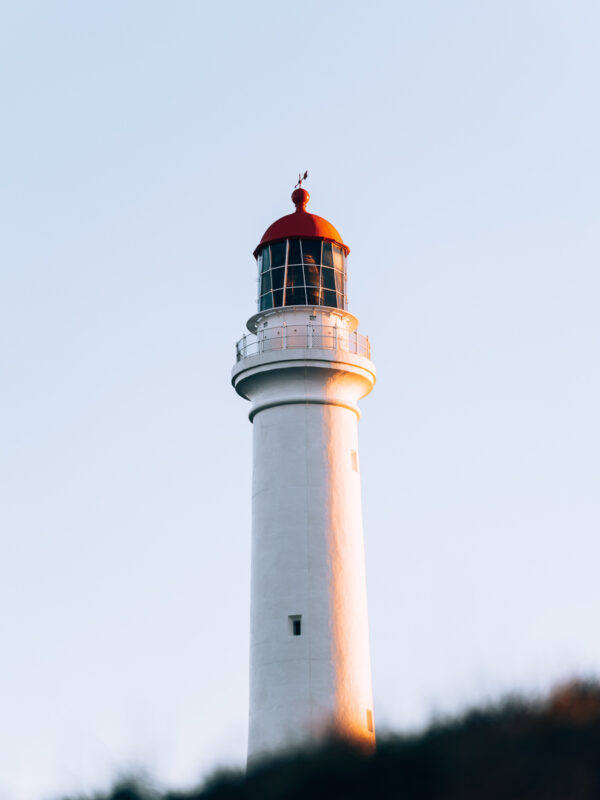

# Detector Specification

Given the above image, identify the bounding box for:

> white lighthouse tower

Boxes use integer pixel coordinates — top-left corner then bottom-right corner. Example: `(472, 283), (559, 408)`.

(232, 184), (376, 764)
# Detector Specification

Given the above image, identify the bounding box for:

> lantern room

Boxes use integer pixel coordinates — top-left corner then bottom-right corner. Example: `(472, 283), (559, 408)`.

(254, 188), (349, 312)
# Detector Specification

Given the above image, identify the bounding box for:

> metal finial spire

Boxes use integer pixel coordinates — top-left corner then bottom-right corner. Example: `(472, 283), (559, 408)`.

(295, 170), (308, 189)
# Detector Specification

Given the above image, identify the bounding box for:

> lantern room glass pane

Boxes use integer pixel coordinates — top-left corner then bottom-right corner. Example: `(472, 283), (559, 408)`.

(333, 246), (344, 270)
(260, 272), (272, 294)
(262, 246), (271, 272)
(271, 267), (285, 290)
(286, 264), (304, 287)
(304, 261), (320, 291)
(306, 284), (320, 305)
(321, 267), (336, 291)
(256, 237), (348, 310)
(270, 241), (286, 268)
(323, 289), (338, 308)
(286, 286), (307, 305)
(301, 239), (321, 266)
(260, 293), (273, 310)
(288, 239), (301, 264)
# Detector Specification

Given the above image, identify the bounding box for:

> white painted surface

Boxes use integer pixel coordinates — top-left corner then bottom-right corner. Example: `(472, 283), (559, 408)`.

(232, 308), (376, 763)
(246, 306), (360, 334)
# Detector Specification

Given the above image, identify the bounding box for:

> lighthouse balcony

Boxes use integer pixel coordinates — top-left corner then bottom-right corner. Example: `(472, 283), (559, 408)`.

(235, 323), (370, 362)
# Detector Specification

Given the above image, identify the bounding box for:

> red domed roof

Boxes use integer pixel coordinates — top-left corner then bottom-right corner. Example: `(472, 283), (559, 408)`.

(253, 188), (349, 258)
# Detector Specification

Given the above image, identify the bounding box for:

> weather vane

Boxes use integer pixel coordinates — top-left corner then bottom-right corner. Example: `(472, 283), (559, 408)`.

(295, 170), (308, 189)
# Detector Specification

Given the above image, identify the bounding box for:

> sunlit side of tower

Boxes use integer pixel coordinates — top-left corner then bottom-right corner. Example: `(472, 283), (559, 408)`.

(232, 185), (376, 764)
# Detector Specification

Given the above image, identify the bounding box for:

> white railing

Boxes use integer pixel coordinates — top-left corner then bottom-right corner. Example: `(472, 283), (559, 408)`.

(235, 323), (370, 362)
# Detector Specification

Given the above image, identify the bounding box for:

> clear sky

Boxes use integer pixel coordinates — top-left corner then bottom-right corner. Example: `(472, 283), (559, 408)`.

(1, 1), (599, 798)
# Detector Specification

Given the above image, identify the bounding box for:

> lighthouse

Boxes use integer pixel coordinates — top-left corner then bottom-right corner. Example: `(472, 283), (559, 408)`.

(232, 183), (376, 763)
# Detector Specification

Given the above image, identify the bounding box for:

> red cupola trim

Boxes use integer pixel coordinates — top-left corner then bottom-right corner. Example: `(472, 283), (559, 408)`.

(253, 190), (349, 258)
(291, 187), (309, 211)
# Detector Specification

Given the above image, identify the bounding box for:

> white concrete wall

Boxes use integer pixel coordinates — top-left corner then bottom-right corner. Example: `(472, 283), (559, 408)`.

(232, 310), (376, 764)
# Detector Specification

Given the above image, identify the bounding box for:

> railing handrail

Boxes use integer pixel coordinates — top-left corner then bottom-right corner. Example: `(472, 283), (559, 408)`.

(235, 323), (370, 362)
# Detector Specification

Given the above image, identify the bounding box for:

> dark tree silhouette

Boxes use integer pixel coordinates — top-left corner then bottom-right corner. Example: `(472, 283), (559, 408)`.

(63, 681), (600, 800)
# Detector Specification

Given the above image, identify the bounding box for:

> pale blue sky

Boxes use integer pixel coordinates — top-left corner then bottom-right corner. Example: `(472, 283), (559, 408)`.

(1, 2), (599, 798)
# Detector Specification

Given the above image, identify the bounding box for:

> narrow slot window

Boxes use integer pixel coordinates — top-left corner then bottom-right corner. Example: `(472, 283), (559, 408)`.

(289, 615), (302, 636)
(367, 709), (374, 732)
(351, 450), (359, 472)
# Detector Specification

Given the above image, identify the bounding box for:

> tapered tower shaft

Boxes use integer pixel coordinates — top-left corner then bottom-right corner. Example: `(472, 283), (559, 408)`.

(232, 189), (376, 764)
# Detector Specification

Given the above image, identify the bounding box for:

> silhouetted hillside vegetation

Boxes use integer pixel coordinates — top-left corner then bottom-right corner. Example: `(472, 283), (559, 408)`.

(65, 681), (600, 800)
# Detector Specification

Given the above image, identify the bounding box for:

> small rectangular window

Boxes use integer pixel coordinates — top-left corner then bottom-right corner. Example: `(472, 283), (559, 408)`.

(351, 450), (358, 472)
(367, 709), (374, 732)
(289, 615), (302, 636)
